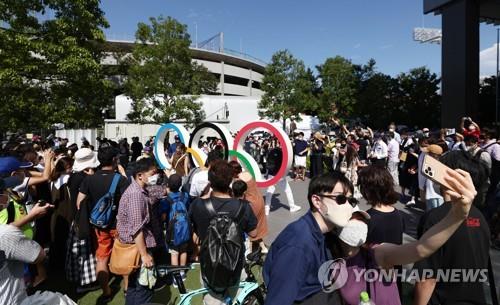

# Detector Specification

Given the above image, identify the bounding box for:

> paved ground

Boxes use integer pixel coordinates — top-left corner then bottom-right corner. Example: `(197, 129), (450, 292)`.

(261, 177), (500, 304)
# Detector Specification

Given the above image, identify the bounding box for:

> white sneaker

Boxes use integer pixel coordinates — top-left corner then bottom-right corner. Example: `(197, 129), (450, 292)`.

(265, 205), (270, 216)
(407, 199), (416, 206)
(289, 205), (302, 213)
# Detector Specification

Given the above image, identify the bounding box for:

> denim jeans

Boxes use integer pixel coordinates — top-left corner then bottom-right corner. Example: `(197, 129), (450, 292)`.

(426, 198), (444, 210)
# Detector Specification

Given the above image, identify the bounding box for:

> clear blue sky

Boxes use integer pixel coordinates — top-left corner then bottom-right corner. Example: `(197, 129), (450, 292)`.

(101, 0), (499, 77)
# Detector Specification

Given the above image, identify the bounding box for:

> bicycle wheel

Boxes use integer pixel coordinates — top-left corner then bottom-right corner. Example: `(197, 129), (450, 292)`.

(242, 289), (265, 305)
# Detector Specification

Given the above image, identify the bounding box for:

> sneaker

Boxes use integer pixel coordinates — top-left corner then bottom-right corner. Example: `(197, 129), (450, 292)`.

(289, 205), (302, 213)
(260, 244), (269, 254)
(406, 199), (416, 206)
(265, 205), (270, 216)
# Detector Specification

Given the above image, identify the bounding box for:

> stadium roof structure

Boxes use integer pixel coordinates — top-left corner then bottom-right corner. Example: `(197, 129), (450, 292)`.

(423, 0), (500, 127)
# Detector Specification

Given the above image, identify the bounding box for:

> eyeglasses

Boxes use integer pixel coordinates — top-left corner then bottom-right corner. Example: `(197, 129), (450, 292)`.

(317, 194), (358, 207)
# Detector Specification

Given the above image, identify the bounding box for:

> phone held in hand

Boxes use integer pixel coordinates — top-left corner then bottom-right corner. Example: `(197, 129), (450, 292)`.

(421, 154), (454, 190)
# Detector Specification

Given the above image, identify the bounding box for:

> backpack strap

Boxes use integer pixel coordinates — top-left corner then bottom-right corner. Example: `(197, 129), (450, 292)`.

(108, 173), (121, 195)
(7, 201), (15, 224)
(234, 199), (246, 224)
(483, 142), (499, 150)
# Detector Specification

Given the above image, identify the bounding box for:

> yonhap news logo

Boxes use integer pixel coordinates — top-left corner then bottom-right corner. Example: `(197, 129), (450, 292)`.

(317, 259), (348, 293)
(318, 259), (488, 292)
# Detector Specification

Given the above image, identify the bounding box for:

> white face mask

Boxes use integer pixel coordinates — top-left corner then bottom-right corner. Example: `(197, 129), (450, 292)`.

(147, 174), (159, 186)
(319, 197), (353, 228)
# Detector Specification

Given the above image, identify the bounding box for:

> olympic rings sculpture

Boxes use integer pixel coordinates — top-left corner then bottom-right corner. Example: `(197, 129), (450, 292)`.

(153, 121), (293, 188)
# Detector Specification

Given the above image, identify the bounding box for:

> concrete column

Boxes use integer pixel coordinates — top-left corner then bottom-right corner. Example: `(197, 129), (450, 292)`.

(220, 61), (225, 96)
(248, 68), (253, 96)
(441, 0), (479, 128)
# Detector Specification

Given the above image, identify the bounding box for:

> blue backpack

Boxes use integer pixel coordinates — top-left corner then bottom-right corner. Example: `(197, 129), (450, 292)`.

(89, 174), (121, 229)
(167, 192), (191, 247)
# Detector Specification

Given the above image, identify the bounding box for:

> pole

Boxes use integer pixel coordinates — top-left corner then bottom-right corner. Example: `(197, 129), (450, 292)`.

(496, 28), (499, 129)
(220, 32), (224, 53)
(195, 22), (198, 48)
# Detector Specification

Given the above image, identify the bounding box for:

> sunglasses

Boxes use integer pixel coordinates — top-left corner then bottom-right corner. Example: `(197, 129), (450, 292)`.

(317, 194), (358, 207)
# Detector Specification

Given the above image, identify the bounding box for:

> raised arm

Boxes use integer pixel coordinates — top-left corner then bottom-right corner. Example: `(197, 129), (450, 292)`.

(374, 169), (476, 268)
(27, 150), (54, 186)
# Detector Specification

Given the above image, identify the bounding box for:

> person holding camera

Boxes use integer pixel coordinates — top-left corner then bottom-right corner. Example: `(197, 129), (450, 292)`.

(460, 117), (481, 139)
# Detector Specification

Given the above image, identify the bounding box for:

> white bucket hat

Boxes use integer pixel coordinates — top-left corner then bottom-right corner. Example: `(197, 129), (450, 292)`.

(73, 148), (100, 172)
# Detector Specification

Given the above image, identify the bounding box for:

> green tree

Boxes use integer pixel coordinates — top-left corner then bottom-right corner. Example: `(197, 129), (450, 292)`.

(0, 0), (113, 133)
(124, 16), (217, 125)
(259, 50), (317, 129)
(316, 56), (358, 122)
(478, 76), (497, 126)
(395, 67), (441, 128)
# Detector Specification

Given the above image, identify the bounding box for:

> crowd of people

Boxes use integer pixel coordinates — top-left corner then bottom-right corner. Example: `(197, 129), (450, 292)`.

(0, 115), (498, 305)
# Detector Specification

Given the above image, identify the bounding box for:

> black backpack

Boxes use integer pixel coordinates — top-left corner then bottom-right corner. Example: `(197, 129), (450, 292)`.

(266, 148), (282, 176)
(200, 198), (246, 293)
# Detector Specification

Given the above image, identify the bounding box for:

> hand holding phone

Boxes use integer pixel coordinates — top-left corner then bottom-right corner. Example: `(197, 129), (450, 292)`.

(421, 154), (477, 218)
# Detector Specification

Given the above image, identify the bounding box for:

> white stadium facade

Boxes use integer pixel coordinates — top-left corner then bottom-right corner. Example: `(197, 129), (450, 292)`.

(101, 36), (266, 97)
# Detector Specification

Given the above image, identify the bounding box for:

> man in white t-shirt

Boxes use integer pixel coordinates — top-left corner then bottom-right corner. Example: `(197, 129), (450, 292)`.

(369, 136), (388, 167)
(387, 132), (400, 185)
(418, 144), (444, 210)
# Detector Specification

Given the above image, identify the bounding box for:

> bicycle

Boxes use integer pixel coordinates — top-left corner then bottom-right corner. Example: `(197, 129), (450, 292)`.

(156, 248), (267, 305)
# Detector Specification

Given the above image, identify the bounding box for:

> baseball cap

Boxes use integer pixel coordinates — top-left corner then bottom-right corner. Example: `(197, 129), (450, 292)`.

(423, 144), (443, 156)
(0, 157), (33, 175)
(352, 206), (371, 220)
(0, 176), (23, 191)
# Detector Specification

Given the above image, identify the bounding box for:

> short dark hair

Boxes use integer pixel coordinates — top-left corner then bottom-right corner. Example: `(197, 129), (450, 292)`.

(168, 174), (182, 192)
(228, 160), (242, 178)
(482, 127), (497, 139)
(208, 160), (233, 193)
(307, 172), (353, 210)
(205, 150), (223, 167)
(439, 150), (488, 200)
(464, 135), (478, 144)
(132, 158), (156, 178)
(232, 180), (247, 198)
(98, 146), (119, 167)
(358, 165), (399, 206)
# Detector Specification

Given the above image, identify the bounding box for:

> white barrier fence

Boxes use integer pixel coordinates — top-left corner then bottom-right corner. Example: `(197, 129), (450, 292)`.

(55, 129), (100, 149)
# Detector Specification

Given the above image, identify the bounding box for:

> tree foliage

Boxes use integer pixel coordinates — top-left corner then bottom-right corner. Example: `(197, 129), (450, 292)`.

(0, 0), (113, 133)
(124, 16), (217, 125)
(316, 56), (358, 122)
(258, 50), (317, 125)
(478, 76), (498, 126)
(259, 54), (442, 129)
